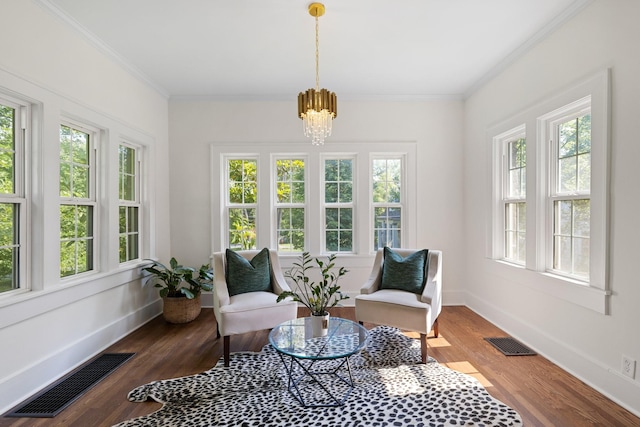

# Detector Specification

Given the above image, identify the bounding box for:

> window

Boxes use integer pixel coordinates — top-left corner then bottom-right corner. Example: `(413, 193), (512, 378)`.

(497, 127), (527, 265)
(549, 108), (591, 280)
(323, 157), (354, 252)
(489, 70), (609, 313)
(275, 158), (305, 252)
(59, 122), (96, 277)
(214, 142), (417, 255)
(372, 157), (403, 250)
(118, 143), (141, 263)
(0, 96), (27, 294)
(226, 158), (257, 250)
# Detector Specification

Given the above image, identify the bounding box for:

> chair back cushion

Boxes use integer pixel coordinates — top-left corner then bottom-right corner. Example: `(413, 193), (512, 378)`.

(225, 248), (272, 296)
(380, 247), (429, 295)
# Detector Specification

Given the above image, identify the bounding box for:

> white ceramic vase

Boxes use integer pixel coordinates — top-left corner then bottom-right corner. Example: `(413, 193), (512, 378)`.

(311, 312), (330, 337)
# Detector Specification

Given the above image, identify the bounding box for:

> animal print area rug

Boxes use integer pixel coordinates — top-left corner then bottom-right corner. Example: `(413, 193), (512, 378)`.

(114, 326), (522, 427)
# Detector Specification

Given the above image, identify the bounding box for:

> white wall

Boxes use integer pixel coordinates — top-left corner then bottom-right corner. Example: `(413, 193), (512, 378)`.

(463, 0), (640, 415)
(168, 99), (466, 304)
(0, 0), (170, 413)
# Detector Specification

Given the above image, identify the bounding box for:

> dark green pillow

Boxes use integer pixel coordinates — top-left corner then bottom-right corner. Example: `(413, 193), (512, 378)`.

(225, 248), (272, 296)
(380, 247), (429, 295)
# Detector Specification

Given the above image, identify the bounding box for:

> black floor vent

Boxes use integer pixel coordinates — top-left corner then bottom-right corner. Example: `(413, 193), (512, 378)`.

(485, 337), (536, 356)
(6, 353), (135, 418)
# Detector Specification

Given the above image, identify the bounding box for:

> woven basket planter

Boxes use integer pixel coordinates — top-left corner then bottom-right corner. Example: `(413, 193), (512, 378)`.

(162, 295), (202, 324)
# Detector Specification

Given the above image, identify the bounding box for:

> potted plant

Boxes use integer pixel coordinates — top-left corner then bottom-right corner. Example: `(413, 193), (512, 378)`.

(142, 258), (213, 324)
(277, 252), (349, 336)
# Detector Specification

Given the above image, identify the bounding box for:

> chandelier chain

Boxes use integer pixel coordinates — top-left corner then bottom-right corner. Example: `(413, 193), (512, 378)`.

(315, 16), (320, 91)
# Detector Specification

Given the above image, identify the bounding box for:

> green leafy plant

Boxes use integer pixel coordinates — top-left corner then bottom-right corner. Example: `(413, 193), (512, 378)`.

(276, 252), (349, 315)
(142, 258), (213, 299)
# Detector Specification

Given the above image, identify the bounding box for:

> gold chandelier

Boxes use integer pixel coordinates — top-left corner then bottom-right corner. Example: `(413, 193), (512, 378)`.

(297, 2), (337, 146)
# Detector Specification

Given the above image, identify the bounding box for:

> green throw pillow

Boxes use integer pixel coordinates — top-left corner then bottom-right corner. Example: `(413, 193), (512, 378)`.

(380, 247), (429, 295)
(225, 248), (272, 297)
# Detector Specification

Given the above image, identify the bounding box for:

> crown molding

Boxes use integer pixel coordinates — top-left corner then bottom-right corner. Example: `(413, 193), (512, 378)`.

(35, 0), (170, 99)
(463, 0), (595, 99)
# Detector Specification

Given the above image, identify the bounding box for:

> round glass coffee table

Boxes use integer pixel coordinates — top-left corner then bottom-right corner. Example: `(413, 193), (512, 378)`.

(269, 317), (368, 407)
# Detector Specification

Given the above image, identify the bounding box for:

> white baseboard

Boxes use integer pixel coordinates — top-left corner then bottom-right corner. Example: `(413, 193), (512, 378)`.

(0, 299), (162, 415)
(465, 291), (640, 418)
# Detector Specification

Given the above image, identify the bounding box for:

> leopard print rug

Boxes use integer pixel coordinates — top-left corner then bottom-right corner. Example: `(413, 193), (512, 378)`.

(114, 326), (522, 426)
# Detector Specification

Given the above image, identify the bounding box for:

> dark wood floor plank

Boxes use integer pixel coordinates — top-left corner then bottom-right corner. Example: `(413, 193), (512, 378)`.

(1, 306), (639, 426)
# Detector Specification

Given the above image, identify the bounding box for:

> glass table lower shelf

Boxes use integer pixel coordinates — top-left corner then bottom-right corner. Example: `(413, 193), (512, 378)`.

(268, 317), (368, 407)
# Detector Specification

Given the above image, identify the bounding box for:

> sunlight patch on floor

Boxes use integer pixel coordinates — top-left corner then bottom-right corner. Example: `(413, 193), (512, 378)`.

(444, 361), (493, 387)
(401, 331), (451, 347)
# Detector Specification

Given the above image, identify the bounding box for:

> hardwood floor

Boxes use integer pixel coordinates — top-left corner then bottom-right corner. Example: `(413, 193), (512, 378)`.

(2, 306), (639, 426)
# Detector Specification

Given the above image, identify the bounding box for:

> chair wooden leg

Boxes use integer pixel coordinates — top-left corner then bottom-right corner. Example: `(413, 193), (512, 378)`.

(433, 317), (439, 338)
(358, 321), (363, 325)
(223, 335), (230, 367)
(420, 333), (427, 364)
(216, 323), (221, 339)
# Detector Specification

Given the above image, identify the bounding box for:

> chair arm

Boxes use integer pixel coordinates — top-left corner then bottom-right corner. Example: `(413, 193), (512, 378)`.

(421, 250), (442, 317)
(268, 249), (293, 295)
(360, 249), (384, 295)
(212, 252), (230, 307)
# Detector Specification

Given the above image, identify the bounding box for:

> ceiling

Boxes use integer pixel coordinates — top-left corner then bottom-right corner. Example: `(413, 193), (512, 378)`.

(41, 0), (590, 100)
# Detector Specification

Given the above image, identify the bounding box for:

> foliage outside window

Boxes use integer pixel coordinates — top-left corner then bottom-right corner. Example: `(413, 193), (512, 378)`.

(60, 123), (95, 277)
(552, 114), (591, 279)
(372, 158), (402, 250)
(0, 99), (24, 294)
(504, 136), (526, 264)
(119, 143), (140, 263)
(227, 159), (257, 250)
(276, 159), (305, 252)
(324, 158), (354, 252)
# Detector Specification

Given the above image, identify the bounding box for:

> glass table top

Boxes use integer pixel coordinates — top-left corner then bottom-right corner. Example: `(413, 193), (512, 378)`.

(269, 317), (368, 360)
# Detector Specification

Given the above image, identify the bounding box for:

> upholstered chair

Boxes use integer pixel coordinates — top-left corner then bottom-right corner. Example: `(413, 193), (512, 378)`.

(355, 248), (442, 363)
(212, 248), (298, 367)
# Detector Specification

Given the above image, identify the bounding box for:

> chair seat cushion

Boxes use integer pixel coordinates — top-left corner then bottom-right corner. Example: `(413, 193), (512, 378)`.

(226, 248), (272, 296)
(380, 247), (428, 294)
(356, 289), (429, 309)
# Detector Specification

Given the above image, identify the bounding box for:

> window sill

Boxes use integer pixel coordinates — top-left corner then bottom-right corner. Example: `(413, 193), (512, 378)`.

(491, 259), (610, 314)
(0, 262), (147, 329)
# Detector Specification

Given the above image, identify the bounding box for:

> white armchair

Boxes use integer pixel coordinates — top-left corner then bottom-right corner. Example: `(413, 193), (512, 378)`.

(212, 249), (298, 367)
(355, 248), (442, 363)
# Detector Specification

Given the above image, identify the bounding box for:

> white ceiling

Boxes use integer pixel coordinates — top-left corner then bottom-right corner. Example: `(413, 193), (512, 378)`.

(41, 0), (590, 100)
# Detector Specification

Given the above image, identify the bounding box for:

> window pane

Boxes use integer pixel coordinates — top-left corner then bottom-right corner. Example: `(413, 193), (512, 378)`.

(559, 119), (577, 158)
(577, 152), (591, 192)
(573, 199), (590, 238)
(325, 182), (338, 203)
(277, 208), (304, 252)
(0, 203), (18, 293)
(60, 204), (93, 277)
(372, 159), (401, 203)
(325, 159), (338, 181)
(276, 159), (305, 204)
(373, 207), (401, 250)
(228, 208), (256, 250)
(119, 206), (139, 262)
(0, 104), (14, 194)
(504, 202), (525, 263)
(119, 145), (136, 201)
(559, 156), (576, 193)
(228, 159), (257, 204)
(553, 199), (590, 279)
(60, 125), (91, 200)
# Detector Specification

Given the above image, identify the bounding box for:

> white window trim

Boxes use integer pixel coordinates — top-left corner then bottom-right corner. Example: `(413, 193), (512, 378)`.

(540, 99), (591, 281)
(272, 154), (308, 253)
(59, 119), (99, 279)
(321, 154), (357, 254)
(492, 125), (527, 265)
(488, 69), (610, 314)
(0, 95), (30, 296)
(211, 141), (418, 258)
(118, 141), (142, 264)
(370, 154), (407, 251)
